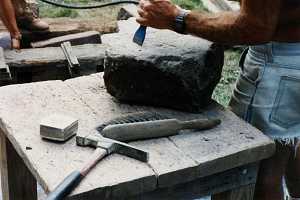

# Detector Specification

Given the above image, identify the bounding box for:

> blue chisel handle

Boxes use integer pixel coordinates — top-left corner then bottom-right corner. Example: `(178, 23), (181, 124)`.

(133, 25), (147, 46)
(45, 171), (83, 200)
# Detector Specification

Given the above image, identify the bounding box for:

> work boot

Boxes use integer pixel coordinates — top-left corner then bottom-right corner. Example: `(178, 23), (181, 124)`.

(16, 3), (49, 32)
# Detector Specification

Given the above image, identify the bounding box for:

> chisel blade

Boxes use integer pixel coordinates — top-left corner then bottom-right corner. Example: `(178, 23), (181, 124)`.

(133, 25), (147, 46)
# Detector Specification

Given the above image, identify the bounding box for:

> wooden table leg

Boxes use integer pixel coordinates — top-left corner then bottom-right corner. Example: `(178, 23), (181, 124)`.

(211, 183), (256, 200)
(0, 130), (37, 200)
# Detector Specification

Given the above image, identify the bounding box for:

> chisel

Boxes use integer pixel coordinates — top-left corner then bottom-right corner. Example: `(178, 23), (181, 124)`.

(133, 25), (147, 46)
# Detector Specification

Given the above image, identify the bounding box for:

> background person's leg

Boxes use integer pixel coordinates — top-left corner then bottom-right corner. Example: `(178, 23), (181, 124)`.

(254, 142), (291, 200)
(11, 0), (49, 31)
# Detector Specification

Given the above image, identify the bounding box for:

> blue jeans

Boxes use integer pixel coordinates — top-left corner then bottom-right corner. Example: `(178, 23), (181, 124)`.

(229, 42), (300, 145)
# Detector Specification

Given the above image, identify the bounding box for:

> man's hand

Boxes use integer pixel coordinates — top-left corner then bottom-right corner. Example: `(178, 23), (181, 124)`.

(137, 0), (181, 30)
(11, 38), (20, 50)
(10, 33), (21, 50)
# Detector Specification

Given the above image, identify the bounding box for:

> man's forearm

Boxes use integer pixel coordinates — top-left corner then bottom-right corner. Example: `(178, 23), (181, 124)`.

(185, 11), (273, 45)
(136, 0), (281, 45)
(0, 0), (21, 38)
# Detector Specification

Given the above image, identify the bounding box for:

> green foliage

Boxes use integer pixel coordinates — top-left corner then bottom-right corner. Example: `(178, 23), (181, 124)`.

(38, 0), (208, 18)
(39, 2), (79, 18)
(212, 49), (241, 106)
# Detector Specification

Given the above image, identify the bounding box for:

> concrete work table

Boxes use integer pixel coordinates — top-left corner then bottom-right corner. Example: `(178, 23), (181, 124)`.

(0, 73), (275, 200)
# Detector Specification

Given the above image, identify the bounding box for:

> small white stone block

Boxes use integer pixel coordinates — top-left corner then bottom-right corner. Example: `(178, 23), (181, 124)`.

(40, 114), (78, 141)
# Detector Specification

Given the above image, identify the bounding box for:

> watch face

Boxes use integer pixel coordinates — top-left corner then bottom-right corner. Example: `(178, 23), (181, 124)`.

(175, 13), (186, 34)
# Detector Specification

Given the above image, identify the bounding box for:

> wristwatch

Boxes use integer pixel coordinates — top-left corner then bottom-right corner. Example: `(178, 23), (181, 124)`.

(174, 9), (190, 34)
(11, 32), (22, 41)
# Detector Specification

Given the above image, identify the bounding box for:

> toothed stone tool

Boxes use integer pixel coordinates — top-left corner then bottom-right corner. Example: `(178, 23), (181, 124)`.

(133, 25), (147, 46)
(96, 111), (169, 132)
(101, 118), (221, 142)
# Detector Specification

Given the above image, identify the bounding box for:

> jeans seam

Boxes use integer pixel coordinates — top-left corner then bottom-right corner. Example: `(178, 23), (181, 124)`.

(244, 55), (267, 123)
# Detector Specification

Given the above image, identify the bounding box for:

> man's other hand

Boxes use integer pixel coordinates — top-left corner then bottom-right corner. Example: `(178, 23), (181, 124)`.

(11, 33), (21, 50)
(11, 38), (20, 50)
(137, 0), (181, 30)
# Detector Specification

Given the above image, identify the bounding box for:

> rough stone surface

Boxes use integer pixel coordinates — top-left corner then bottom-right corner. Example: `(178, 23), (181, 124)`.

(117, 4), (138, 20)
(102, 18), (224, 113)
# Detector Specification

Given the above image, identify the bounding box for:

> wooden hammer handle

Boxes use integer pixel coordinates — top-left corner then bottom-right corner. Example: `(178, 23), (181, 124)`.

(45, 148), (107, 200)
(45, 171), (83, 200)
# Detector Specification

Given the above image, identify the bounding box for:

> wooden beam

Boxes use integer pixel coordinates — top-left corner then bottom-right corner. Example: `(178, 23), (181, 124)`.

(0, 130), (37, 200)
(0, 17), (117, 48)
(31, 31), (101, 48)
(129, 163), (258, 199)
(212, 184), (256, 200)
(0, 47), (11, 81)
(2, 44), (105, 84)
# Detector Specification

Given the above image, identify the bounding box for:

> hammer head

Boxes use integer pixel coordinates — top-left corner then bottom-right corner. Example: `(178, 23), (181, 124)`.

(76, 133), (148, 162)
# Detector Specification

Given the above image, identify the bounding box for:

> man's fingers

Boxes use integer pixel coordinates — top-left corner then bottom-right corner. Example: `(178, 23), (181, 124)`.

(140, 0), (153, 12)
(137, 8), (146, 17)
(136, 17), (148, 26)
(11, 38), (20, 50)
(139, 0), (146, 9)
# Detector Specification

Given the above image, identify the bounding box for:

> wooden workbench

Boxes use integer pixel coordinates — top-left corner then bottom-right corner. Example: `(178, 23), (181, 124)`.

(0, 73), (275, 200)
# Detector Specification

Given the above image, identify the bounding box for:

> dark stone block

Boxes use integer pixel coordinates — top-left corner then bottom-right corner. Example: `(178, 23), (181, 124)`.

(103, 19), (224, 113)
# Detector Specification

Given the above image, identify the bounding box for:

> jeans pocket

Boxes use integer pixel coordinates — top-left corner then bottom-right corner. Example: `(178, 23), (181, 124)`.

(270, 76), (300, 128)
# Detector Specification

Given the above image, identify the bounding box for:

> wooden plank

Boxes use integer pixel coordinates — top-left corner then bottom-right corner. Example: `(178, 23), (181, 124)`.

(66, 73), (275, 179)
(64, 73), (274, 188)
(0, 80), (156, 199)
(61, 42), (80, 77)
(0, 73), (275, 199)
(31, 31), (101, 48)
(65, 74), (200, 188)
(212, 184), (256, 200)
(0, 17), (117, 48)
(169, 105), (275, 178)
(3, 44), (106, 83)
(4, 44), (105, 69)
(61, 42), (79, 67)
(0, 47), (11, 81)
(0, 130), (37, 200)
(130, 163), (257, 199)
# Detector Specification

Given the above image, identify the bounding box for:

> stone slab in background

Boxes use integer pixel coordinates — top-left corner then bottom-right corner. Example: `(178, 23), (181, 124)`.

(102, 18), (224, 113)
(31, 31), (101, 48)
(202, 0), (240, 12)
(3, 44), (106, 84)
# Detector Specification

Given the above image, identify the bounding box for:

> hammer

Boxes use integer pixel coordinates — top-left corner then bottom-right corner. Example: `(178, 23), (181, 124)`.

(45, 133), (148, 200)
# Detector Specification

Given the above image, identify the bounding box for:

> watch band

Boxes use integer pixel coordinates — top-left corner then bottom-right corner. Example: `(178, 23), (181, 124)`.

(174, 10), (190, 34)
(11, 33), (22, 41)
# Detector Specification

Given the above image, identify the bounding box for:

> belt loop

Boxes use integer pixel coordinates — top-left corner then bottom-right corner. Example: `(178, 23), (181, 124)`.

(266, 42), (273, 63)
(239, 47), (249, 71)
